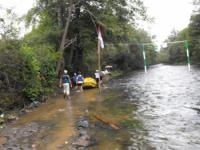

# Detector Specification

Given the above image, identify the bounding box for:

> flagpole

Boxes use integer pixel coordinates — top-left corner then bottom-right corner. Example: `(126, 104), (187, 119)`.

(96, 25), (104, 94)
(98, 40), (101, 94)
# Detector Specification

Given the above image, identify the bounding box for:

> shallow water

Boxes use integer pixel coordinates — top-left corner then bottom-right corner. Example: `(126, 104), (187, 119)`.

(0, 88), (140, 150)
(118, 64), (200, 150)
(1, 64), (200, 150)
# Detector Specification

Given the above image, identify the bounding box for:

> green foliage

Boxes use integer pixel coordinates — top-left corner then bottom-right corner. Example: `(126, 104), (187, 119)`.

(158, 1), (200, 64)
(0, 42), (58, 110)
(0, 46), (25, 110)
(0, 8), (19, 40)
(158, 29), (189, 64)
(0, 0), (153, 112)
(19, 45), (42, 101)
(188, 14), (200, 63)
(23, 0), (149, 73)
(101, 29), (156, 71)
(18, 44), (58, 101)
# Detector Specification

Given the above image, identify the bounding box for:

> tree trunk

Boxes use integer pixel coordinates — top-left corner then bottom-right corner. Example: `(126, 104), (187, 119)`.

(57, 4), (62, 27)
(68, 47), (75, 66)
(74, 3), (83, 72)
(56, 0), (73, 76)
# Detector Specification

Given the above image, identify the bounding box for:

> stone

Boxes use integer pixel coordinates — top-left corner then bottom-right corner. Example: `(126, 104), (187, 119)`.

(77, 120), (89, 128)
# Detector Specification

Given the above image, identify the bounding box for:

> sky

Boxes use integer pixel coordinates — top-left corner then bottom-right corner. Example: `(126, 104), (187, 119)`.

(0, 0), (194, 47)
(0, 0), (35, 36)
(141, 0), (194, 47)
(0, 0), (35, 16)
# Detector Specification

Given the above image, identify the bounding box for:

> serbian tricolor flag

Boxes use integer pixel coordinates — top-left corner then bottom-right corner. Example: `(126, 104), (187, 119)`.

(96, 26), (104, 50)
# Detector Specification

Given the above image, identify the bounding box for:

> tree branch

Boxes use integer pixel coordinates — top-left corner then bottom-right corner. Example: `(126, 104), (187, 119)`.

(64, 37), (77, 49)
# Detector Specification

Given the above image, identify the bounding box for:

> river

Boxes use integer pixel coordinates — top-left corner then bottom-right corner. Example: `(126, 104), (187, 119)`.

(118, 64), (200, 150)
(0, 64), (200, 150)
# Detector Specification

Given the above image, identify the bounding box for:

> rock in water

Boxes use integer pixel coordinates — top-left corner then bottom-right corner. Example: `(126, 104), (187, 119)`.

(77, 118), (89, 128)
(70, 116), (96, 149)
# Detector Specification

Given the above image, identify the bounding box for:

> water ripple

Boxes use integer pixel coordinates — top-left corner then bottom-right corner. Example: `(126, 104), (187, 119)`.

(121, 64), (200, 150)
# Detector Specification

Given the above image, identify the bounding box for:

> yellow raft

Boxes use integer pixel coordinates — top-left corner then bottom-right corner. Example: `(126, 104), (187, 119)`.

(83, 77), (97, 88)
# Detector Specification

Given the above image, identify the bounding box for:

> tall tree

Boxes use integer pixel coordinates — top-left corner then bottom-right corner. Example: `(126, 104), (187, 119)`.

(24, 0), (148, 73)
(189, 14), (200, 62)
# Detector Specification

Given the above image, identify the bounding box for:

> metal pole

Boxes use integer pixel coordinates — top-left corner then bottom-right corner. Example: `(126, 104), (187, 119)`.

(142, 44), (147, 73)
(184, 40), (191, 71)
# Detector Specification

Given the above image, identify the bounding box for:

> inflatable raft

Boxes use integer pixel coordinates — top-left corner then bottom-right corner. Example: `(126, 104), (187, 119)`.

(83, 77), (97, 88)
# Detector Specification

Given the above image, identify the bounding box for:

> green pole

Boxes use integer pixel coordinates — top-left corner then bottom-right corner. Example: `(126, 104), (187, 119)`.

(142, 44), (147, 73)
(184, 40), (191, 71)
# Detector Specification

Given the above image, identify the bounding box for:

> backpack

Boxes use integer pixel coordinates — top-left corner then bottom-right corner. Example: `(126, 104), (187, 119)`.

(77, 75), (83, 83)
(62, 74), (69, 83)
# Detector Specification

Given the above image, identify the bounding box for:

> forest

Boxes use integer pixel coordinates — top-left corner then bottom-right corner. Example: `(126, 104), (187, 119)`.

(1, 0), (200, 112)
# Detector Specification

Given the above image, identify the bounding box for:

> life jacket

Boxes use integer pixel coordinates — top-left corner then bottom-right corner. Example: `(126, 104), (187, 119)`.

(62, 74), (69, 83)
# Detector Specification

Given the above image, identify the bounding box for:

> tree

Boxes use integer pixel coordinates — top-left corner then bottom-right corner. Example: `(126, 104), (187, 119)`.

(0, 8), (19, 41)
(188, 14), (200, 62)
(159, 28), (189, 64)
(24, 0), (148, 73)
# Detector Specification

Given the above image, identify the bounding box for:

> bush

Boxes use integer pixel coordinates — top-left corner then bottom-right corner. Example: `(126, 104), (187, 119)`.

(19, 45), (42, 101)
(0, 43), (58, 111)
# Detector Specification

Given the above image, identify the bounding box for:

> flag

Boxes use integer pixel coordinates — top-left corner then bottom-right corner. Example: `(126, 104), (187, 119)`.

(96, 26), (104, 49)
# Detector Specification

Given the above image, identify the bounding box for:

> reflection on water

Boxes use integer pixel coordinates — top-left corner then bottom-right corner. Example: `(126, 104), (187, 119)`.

(1, 64), (200, 150)
(119, 64), (200, 150)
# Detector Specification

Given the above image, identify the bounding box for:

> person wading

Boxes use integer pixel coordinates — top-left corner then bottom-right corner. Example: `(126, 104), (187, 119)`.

(72, 73), (78, 90)
(77, 71), (84, 91)
(94, 70), (100, 88)
(59, 70), (72, 99)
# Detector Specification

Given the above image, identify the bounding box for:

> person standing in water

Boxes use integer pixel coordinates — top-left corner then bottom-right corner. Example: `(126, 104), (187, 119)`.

(59, 70), (72, 99)
(72, 73), (78, 90)
(77, 71), (84, 91)
(94, 70), (100, 88)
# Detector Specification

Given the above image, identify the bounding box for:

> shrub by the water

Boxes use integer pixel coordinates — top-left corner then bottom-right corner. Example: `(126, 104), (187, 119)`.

(0, 43), (58, 111)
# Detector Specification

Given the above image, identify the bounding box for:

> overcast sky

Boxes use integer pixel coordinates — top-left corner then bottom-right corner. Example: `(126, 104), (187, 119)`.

(142, 0), (194, 46)
(0, 0), (194, 46)
(0, 0), (35, 16)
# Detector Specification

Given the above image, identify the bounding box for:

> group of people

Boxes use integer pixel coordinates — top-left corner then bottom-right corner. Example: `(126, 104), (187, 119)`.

(59, 69), (106, 100)
(59, 70), (84, 99)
